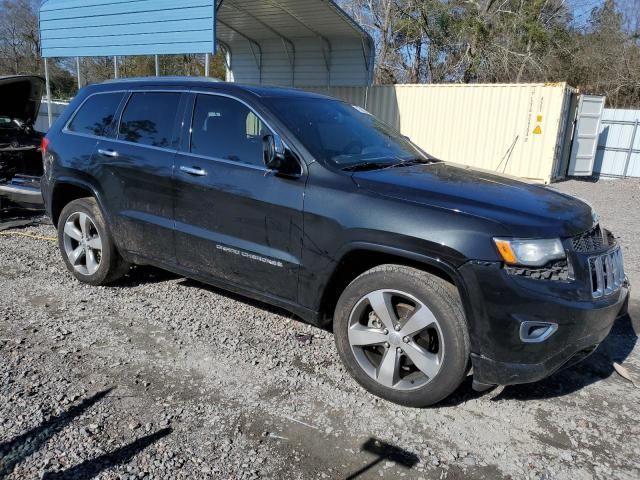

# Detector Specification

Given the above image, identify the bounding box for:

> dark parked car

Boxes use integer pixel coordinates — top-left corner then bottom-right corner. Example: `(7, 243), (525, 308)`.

(40, 77), (630, 407)
(0, 76), (46, 212)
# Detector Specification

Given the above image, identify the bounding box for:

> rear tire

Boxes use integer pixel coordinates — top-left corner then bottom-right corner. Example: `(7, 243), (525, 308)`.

(333, 264), (470, 407)
(57, 197), (129, 285)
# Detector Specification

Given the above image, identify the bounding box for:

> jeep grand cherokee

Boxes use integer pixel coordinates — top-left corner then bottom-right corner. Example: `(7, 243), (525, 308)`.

(40, 77), (630, 407)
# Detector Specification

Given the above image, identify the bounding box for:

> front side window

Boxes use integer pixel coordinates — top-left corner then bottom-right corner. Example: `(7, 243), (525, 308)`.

(264, 97), (430, 170)
(118, 92), (181, 147)
(68, 92), (124, 137)
(190, 94), (268, 167)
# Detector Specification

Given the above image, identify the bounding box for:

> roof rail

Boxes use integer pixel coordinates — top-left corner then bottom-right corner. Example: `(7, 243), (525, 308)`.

(103, 76), (223, 84)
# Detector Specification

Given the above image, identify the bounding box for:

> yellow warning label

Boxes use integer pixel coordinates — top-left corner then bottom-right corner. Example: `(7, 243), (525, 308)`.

(533, 125), (542, 135)
(537, 115), (543, 122)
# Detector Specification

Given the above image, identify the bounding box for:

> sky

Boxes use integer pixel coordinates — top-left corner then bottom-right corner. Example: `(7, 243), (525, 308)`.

(568, 0), (605, 26)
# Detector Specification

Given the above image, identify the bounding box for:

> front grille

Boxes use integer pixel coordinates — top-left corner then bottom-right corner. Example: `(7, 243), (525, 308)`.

(589, 248), (625, 298)
(572, 225), (613, 253)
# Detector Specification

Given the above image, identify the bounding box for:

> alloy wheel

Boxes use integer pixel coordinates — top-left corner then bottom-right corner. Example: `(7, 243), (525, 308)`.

(348, 289), (444, 391)
(62, 212), (103, 276)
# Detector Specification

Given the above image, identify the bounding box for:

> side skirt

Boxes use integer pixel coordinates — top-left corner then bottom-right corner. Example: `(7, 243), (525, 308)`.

(124, 253), (327, 329)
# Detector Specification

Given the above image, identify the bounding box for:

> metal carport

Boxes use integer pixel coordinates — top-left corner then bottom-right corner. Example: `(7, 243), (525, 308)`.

(39, 0), (374, 126)
(216, 0), (374, 87)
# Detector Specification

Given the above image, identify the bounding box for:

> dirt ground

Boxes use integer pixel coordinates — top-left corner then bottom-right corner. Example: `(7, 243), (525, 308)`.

(1, 178), (639, 480)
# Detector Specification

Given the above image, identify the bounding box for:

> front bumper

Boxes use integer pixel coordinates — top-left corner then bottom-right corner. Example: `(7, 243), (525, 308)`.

(459, 260), (630, 386)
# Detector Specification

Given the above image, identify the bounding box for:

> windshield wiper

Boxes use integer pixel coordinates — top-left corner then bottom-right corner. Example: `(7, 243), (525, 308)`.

(387, 158), (439, 169)
(341, 161), (393, 172)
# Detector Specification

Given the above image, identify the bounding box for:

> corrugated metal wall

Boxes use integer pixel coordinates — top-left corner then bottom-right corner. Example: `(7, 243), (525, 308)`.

(229, 37), (369, 87)
(593, 108), (640, 178)
(304, 83), (575, 183)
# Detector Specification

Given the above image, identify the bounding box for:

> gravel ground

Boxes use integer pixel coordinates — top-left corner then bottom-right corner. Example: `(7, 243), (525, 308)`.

(1, 178), (639, 480)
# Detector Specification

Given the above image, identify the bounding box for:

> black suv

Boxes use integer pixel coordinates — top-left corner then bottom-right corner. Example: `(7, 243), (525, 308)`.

(41, 77), (630, 407)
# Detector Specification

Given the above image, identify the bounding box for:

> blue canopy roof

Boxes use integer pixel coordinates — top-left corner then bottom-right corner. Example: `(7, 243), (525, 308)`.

(40, 0), (216, 57)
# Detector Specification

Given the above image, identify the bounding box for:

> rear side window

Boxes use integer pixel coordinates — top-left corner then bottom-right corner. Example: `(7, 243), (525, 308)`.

(190, 94), (269, 167)
(118, 92), (181, 148)
(68, 92), (124, 137)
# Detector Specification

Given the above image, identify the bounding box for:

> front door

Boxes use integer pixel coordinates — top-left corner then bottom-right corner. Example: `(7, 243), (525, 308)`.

(174, 93), (305, 302)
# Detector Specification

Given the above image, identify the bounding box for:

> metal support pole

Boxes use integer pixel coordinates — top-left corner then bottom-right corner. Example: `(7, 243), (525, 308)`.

(205, 53), (210, 77)
(114, 56), (119, 79)
(76, 57), (81, 89)
(155, 55), (160, 76)
(44, 58), (53, 128)
(623, 119), (638, 178)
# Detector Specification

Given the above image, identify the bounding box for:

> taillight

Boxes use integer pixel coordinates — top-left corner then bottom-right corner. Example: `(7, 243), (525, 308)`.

(40, 137), (49, 154)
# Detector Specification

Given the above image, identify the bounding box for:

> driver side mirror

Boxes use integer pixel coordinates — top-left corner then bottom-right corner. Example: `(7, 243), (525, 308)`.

(263, 134), (301, 177)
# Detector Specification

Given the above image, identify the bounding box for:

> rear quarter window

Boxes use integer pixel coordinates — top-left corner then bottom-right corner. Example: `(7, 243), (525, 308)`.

(67, 92), (124, 137)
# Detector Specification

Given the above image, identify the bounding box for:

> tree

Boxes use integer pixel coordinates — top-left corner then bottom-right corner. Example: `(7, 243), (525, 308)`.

(0, 0), (41, 75)
(570, 0), (640, 106)
(337, 0), (639, 105)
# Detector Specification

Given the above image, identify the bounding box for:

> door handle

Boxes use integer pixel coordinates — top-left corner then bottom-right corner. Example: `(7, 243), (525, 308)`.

(97, 149), (118, 158)
(180, 166), (208, 176)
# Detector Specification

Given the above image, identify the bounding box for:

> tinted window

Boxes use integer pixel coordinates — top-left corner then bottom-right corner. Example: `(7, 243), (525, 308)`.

(191, 95), (268, 167)
(264, 97), (428, 169)
(118, 92), (181, 147)
(68, 92), (124, 137)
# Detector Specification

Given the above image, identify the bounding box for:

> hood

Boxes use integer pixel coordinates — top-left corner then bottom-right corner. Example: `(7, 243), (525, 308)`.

(352, 162), (595, 238)
(0, 76), (45, 125)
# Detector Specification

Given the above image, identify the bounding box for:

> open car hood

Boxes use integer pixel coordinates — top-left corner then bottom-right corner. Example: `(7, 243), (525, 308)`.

(0, 76), (45, 125)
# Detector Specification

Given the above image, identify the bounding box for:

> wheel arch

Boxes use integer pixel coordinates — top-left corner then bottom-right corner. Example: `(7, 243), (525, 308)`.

(318, 243), (474, 330)
(49, 177), (108, 225)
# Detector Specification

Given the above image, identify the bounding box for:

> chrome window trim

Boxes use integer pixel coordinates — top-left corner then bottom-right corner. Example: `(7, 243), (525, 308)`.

(101, 136), (179, 154)
(61, 130), (178, 155)
(179, 151), (270, 172)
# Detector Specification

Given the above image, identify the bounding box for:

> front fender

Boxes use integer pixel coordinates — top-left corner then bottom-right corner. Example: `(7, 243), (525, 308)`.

(337, 242), (477, 346)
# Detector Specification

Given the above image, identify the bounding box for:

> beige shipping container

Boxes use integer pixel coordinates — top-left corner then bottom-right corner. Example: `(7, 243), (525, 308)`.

(303, 83), (577, 183)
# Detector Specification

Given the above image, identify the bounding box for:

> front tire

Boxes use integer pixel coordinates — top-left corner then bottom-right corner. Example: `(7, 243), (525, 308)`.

(334, 265), (470, 407)
(57, 197), (129, 285)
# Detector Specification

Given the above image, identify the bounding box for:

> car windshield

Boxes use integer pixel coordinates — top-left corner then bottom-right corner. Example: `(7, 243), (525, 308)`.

(264, 97), (433, 170)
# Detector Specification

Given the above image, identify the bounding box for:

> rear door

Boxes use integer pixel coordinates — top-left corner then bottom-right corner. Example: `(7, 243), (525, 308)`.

(94, 90), (185, 262)
(173, 92), (305, 302)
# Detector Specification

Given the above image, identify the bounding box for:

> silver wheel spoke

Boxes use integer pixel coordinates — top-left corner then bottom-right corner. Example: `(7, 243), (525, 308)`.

(349, 325), (387, 346)
(85, 249), (99, 275)
(401, 306), (436, 337)
(68, 246), (84, 266)
(78, 212), (91, 238)
(403, 342), (440, 379)
(64, 222), (82, 241)
(366, 291), (396, 331)
(87, 236), (102, 251)
(377, 347), (400, 387)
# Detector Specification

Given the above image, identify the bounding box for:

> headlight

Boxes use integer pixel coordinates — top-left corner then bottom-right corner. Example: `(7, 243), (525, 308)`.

(493, 238), (565, 267)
